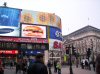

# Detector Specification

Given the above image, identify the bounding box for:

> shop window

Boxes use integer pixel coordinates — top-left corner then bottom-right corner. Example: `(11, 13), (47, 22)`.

(32, 44), (36, 49)
(35, 44), (41, 49)
(41, 45), (46, 49)
(27, 44), (32, 49)
(21, 44), (27, 49)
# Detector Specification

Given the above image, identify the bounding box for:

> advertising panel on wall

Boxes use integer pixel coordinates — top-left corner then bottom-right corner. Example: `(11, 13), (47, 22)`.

(0, 7), (21, 37)
(21, 10), (62, 29)
(49, 39), (62, 58)
(49, 39), (62, 50)
(0, 36), (48, 43)
(49, 26), (62, 41)
(0, 50), (18, 54)
(21, 23), (47, 38)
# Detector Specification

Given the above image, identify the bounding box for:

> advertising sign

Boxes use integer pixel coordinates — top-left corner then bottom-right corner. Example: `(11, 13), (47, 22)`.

(0, 7), (21, 36)
(0, 36), (48, 43)
(25, 50), (44, 55)
(49, 39), (62, 50)
(21, 10), (62, 29)
(50, 26), (62, 41)
(21, 24), (47, 38)
(0, 50), (18, 54)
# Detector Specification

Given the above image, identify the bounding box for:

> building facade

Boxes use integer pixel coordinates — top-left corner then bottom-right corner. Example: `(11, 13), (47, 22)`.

(63, 25), (100, 62)
(0, 7), (62, 64)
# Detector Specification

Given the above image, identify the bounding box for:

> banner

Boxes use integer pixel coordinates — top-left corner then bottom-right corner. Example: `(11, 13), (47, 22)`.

(0, 7), (21, 36)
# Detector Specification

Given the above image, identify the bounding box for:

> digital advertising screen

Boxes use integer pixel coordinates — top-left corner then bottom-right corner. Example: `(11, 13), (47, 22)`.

(50, 26), (62, 41)
(49, 39), (62, 50)
(21, 24), (47, 38)
(0, 7), (21, 37)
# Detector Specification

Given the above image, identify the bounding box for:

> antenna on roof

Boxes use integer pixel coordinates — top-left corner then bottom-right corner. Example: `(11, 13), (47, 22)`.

(3, 2), (7, 7)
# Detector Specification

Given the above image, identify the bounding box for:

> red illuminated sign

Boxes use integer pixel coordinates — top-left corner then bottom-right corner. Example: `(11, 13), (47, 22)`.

(0, 37), (48, 43)
(53, 41), (62, 49)
(0, 50), (18, 54)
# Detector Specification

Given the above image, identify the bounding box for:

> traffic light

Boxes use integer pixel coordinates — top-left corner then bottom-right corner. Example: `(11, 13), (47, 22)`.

(66, 49), (69, 54)
(72, 46), (76, 55)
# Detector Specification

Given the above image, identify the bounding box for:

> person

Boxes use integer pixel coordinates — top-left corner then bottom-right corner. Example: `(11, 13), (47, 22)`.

(54, 60), (57, 73)
(92, 61), (95, 71)
(47, 60), (52, 74)
(10, 61), (13, 69)
(56, 61), (61, 74)
(96, 54), (100, 74)
(22, 60), (27, 74)
(80, 60), (84, 69)
(27, 53), (48, 74)
(16, 62), (21, 74)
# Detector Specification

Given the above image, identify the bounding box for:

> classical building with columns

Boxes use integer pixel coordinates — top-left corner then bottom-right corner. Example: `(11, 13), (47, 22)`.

(63, 25), (100, 61)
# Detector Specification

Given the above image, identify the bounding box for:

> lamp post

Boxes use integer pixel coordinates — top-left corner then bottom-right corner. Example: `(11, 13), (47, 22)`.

(66, 45), (73, 74)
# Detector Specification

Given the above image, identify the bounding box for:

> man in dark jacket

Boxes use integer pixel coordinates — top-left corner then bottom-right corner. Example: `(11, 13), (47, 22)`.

(27, 53), (48, 74)
(96, 53), (100, 74)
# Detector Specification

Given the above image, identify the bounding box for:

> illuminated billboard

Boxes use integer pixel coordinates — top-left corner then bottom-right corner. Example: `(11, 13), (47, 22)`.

(0, 7), (21, 36)
(50, 26), (62, 41)
(21, 10), (62, 29)
(21, 24), (47, 38)
(0, 50), (18, 54)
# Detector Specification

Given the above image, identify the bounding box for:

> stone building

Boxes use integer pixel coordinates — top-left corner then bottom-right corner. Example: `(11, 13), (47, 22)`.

(63, 25), (100, 61)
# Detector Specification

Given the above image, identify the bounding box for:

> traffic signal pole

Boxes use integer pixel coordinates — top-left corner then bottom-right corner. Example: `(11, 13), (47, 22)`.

(66, 45), (73, 74)
(69, 45), (73, 74)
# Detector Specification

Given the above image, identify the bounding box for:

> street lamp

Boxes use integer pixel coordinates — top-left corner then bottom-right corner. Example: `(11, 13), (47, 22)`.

(66, 45), (73, 74)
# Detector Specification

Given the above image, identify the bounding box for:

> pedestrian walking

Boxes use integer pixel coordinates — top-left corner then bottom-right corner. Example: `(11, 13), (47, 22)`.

(27, 53), (48, 74)
(80, 60), (84, 69)
(56, 61), (61, 74)
(22, 60), (27, 74)
(47, 60), (52, 74)
(10, 61), (13, 69)
(16, 62), (21, 74)
(96, 53), (100, 74)
(92, 61), (96, 71)
(54, 60), (57, 73)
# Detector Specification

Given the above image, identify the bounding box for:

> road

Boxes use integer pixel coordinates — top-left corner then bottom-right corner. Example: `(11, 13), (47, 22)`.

(4, 66), (96, 74)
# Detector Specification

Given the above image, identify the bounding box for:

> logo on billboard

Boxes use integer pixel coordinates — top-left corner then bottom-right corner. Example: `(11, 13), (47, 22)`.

(53, 41), (62, 49)
(55, 31), (62, 38)
(0, 28), (14, 34)
(1, 14), (9, 18)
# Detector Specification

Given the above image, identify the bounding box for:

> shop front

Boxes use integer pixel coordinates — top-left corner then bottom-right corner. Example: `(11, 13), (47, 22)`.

(0, 50), (18, 64)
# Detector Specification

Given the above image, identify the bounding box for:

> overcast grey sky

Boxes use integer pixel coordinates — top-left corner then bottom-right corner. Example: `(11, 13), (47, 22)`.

(0, 0), (100, 35)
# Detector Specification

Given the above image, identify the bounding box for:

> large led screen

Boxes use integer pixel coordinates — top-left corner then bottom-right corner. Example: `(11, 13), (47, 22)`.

(21, 24), (47, 38)
(0, 7), (21, 36)
(50, 26), (62, 41)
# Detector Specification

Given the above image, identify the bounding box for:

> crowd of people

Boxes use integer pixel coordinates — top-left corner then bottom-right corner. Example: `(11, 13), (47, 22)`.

(15, 53), (62, 74)
(80, 58), (95, 71)
(0, 53), (100, 74)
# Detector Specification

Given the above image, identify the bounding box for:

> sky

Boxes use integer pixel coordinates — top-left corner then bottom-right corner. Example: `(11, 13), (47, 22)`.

(0, 0), (100, 35)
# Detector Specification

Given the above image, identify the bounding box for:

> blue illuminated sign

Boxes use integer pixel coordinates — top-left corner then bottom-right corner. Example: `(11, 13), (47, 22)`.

(50, 26), (62, 40)
(0, 7), (21, 27)
(25, 50), (44, 55)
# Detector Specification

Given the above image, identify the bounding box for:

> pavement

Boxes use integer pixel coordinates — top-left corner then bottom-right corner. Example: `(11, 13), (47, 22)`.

(4, 66), (96, 74)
